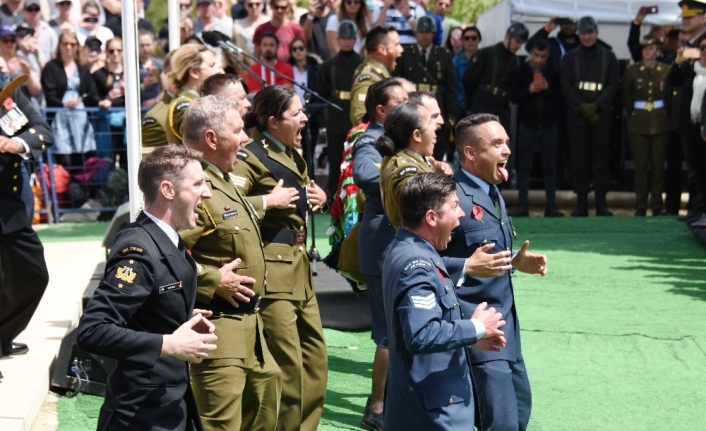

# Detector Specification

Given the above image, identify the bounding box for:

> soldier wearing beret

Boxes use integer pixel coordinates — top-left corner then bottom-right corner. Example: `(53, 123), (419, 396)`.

(350, 25), (403, 125)
(181, 95), (282, 430)
(561, 16), (620, 217)
(622, 36), (671, 216)
(316, 20), (363, 195)
(0, 67), (53, 376)
(394, 15), (458, 162)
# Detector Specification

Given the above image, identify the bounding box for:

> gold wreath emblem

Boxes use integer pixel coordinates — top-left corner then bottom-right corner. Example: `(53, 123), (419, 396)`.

(115, 266), (137, 284)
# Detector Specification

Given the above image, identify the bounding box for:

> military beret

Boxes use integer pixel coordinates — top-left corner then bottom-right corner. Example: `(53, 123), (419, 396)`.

(416, 16), (437, 33)
(338, 19), (357, 39)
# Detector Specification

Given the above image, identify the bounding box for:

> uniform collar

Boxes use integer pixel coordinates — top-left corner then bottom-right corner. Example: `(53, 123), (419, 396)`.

(143, 210), (180, 247)
(262, 130), (288, 153)
(460, 167), (491, 195)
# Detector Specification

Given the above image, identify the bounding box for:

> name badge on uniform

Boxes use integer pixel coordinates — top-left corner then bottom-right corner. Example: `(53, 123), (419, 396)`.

(223, 209), (239, 219)
(159, 281), (183, 294)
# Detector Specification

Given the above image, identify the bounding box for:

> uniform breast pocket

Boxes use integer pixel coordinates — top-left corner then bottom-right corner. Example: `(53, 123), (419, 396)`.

(421, 377), (471, 410)
(437, 290), (461, 319)
(464, 227), (497, 248)
(217, 213), (259, 269)
(263, 243), (295, 293)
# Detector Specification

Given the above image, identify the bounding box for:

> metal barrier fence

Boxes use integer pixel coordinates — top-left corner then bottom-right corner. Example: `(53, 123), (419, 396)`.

(34, 107), (130, 224)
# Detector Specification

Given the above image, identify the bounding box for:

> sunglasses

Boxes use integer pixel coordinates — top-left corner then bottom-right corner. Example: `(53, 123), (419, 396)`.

(245, 2), (261, 6)
(108, 48), (123, 54)
(57, 2), (72, 6)
(463, 35), (479, 41)
(25, 7), (41, 12)
(61, 41), (78, 47)
(0, 38), (16, 44)
(291, 45), (305, 52)
(345, 0), (361, 4)
(272, 5), (288, 11)
(180, 3), (192, 9)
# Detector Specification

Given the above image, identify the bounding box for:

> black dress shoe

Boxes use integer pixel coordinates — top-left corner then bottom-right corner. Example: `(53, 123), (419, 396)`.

(544, 208), (564, 217)
(677, 211), (701, 223)
(634, 209), (646, 217)
(510, 207), (529, 217)
(651, 208), (663, 216)
(2, 342), (29, 356)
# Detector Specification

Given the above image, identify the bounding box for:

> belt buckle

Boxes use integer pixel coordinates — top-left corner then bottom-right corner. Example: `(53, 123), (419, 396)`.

(492, 87), (499, 95)
(338, 91), (351, 100)
(253, 296), (262, 313)
(645, 101), (654, 112)
(418, 84), (430, 92)
(295, 230), (306, 245)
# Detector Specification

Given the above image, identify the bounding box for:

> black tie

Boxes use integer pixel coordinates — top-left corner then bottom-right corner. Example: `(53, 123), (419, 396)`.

(223, 172), (230, 181)
(421, 48), (427, 66)
(489, 186), (501, 218)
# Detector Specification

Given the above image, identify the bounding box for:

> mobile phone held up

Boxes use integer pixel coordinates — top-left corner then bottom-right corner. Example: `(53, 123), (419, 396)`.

(640, 5), (659, 15)
(533, 72), (543, 83)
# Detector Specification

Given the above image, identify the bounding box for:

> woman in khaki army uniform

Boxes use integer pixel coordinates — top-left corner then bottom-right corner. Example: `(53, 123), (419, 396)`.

(231, 86), (329, 431)
(165, 44), (223, 145)
(622, 36), (671, 216)
(377, 101), (450, 229)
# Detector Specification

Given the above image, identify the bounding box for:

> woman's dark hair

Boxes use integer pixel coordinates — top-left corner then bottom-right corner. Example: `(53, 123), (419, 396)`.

(338, 0), (370, 39)
(243, 85), (296, 131)
(462, 26), (482, 42)
(444, 25), (462, 52)
(376, 102), (424, 157)
(363, 77), (403, 123)
(287, 37), (307, 65)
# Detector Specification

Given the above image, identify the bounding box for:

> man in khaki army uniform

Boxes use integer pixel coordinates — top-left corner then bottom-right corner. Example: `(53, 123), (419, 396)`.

(350, 25), (404, 125)
(622, 36), (671, 216)
(181, 95), (282, 431)
(141, 90), (174, 154)
(394, 16), (458, 162)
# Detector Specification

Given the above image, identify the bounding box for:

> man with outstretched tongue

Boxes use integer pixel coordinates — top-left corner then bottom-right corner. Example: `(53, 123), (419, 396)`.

(441, 113), (549, 431)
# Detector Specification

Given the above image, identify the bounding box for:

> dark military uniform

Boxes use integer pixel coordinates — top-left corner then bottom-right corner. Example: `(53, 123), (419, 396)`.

(166, 87), (199, 145)
(232, 130), (327, 431)
(350, 58), (391, 125)
(316, 49), (363, 195)
(560, 43), (620, 205)
(181, 162), (281, 431)
(394, 44), (458, 161)
(380, 149), (434, 229)
(0, 80), (52, 357)
(141, 90), (174, 154)
(462, 42), (519, 131)
(622, 61), (671, 214)
(77, 212), (204, 431)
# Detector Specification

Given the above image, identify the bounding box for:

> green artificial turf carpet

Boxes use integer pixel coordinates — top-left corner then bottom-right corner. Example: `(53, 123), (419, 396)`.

(54, 217), (706, 430)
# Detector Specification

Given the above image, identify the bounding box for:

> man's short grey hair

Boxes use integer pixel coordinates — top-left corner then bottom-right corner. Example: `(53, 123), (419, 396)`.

(183, 95), (240, 144)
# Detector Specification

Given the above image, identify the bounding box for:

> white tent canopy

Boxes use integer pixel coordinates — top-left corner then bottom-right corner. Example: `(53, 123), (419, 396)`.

(476, 0), (682, 59)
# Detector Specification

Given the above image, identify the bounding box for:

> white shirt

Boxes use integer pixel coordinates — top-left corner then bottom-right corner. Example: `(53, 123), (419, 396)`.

(293, 66), (308, 104)
(143, 210), (180, 248)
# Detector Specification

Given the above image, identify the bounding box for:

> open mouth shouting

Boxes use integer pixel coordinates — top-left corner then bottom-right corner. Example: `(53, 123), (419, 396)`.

(497, 160), (509, 182)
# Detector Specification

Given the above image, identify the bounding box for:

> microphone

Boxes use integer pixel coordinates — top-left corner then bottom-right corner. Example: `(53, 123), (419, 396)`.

(202, 30), (243, 54)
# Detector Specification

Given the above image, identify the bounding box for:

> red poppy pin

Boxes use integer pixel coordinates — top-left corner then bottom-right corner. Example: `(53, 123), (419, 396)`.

(472, 205), (484, 223)
(4, 97), (13, 110)
(437, 267), (444, 280)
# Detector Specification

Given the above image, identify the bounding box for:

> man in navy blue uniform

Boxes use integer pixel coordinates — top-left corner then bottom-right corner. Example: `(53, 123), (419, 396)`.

(442, 113), (548, 431)
(78, 145), (218, 431)
(382, 172), (507, 431)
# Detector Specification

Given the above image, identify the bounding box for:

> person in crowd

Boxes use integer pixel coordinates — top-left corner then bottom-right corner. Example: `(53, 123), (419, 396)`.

(415, 0), (443, 45)
(49, 0), (78, 36)
(527, 17), (580, 71)
(253, 0), (304, 62)
(0, 25), (42, 107)
(0, 57), (53, 380)
(232, 85), (329, 431)
(435, 0), (461, 44)
(445, 25), (462, 56)
(372, 0), (428, 45)
(561, 16), (620, 217)
(233, 0), (270, 56)
(41, 28), (99, 172)
(76, 1), (114, 46)
(454, 25), (480, 119)
(316, 19), (363, 195)
(141, 51), (176, 153)
(165, 44), (223, 145)
(101, 0), (122, 22)
(201, 73), (252, 117)
(351, 77), (408, 431)
(212, 0), (235, 39)
(94, 37), (126, 169)
(0, 0), (24, 26)
(181, 95), (282, 431)
(287, 36), (322, 166)
(383, 172), (507, 430)
(628, 8), (675, 64)
(138, 30), (163, 110)
(350, 25), (403, 125)
(509, 38), (564, 217)
(463, 22), (527, 133)
(300, 0), (333, 62)
(193, 0), (231, 37)
(394, 16), (457, 162)
(325, 0), (370, 55)
(246, 32), (293, 92)
(672, 15), (706, 227)
(104, 0), (156, 38)
(622, 36), (671, 217)
(442, 113), (548, 431)
(20, 0), (58, 69)
(77, 145), (217, 431)
(83, 35), (104, 73)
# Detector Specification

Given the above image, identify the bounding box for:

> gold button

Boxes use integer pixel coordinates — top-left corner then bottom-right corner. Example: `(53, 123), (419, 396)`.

(39, 135), (44, 141)
(501, 222), (504, 226)
(29, 128), (35, 133)
(445, 287), (449, 293)
(13, 186), (18, 192)
(234, 226), (240, 233)
(298, 246), (303, 252)
(14, 162), (18, 168)
(449, 397), (453, 404)
(13, 175), (17, 179)
(41, 145), (45, 150)
(482, 239), (488, 244)
(277, 255), (282, 260)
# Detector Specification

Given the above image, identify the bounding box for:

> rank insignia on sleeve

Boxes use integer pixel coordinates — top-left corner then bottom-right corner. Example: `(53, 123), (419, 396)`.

(231, 174), (248, 189)
(119, 245), (145, 256)
(409, 292), (436, 309)
(115, 266), (137, 284)
(402, 258), (433, 274)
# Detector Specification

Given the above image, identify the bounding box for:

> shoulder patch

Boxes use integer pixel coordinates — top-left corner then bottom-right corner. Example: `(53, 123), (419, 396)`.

(353, 136), (375, 150)
(175, 101), (190, 112)
(402, 258), (433, 275)
(231, 174), (248, 189)
(141, 117), (156, 125)
(119, 245), (145, 256)
(398, 166), (418, 177)
(357, 74), (372, 82)
(409, 292), (437, 309)
(236, 150), (248, 160)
